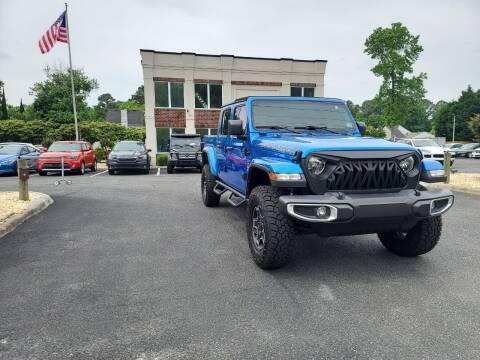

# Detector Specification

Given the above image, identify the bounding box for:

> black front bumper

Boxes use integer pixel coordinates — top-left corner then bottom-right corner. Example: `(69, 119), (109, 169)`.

(108, 161), (148, 170)
(279, 188), (453, 236)
(169, 159), (201, 168)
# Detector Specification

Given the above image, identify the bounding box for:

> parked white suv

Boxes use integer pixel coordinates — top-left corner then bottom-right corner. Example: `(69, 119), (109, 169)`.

(395, 138), (455, 165)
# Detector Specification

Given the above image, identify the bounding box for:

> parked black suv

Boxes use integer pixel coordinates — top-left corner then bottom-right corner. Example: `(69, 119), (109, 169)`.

(107, 141), (151, 175)
(167, 134), (202, 173)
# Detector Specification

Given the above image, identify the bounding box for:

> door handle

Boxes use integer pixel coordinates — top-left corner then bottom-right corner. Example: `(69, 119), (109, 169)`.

(225, 146), (233, 151)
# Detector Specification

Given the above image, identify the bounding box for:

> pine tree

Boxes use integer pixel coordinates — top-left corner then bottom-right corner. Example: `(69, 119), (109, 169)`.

(0, 86), (8, 120)
(19, 98), (25, 113)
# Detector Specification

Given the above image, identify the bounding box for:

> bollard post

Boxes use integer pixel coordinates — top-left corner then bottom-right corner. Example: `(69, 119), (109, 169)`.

(444, 151), (451, 184)
(17, 159), (30, 201)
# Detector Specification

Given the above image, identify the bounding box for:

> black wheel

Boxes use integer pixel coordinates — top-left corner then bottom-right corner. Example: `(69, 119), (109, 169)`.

(38, 171), (47, 176)
(247, 186), (295, 269)
(167, 163), (174, 174)
(108, 169), (115, 175)
(378, 216), (442, 257)
(201, 164), (220, 207)
(90, 159), (97, 172)
(79, 162), (85, 175)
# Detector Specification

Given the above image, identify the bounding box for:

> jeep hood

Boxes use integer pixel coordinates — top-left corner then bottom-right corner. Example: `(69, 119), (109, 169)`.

(41, 151), (81, 158)
(0, 154), (18, 162)
(256, 135), (416, 157)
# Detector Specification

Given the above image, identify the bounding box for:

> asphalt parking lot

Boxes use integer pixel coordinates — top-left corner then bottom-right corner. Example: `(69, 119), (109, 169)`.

(452, 157), (480, 173)
(0, 167), (479, 359)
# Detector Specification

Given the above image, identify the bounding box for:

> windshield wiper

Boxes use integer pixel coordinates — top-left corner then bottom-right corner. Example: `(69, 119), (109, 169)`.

(256, 125), (301, 134)
(294, 125), (346, 135)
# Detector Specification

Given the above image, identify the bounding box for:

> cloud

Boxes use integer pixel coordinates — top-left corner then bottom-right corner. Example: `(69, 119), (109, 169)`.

(0, 0), (478, 106)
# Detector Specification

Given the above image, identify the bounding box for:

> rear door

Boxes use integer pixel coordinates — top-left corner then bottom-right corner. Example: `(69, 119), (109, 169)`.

(217, 107), (232, 183)
(227, 104), (248, 192)
(27, 145), (41, 169)
(83, 143), (94, 166)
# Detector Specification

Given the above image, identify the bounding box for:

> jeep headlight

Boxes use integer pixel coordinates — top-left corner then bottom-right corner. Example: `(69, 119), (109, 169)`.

(399, 156), (415, 173)
(137, 154), (147, 160)
(308, 157), (326, 176)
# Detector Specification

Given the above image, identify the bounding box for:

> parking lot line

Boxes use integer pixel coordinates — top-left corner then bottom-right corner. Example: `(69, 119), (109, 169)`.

(90, 169), (108, 177)
(156, 168), (160, 176)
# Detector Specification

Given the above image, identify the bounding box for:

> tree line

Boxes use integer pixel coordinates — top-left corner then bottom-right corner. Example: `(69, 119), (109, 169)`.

(347, 22), (479, 142)
(0, 66), (145, 148)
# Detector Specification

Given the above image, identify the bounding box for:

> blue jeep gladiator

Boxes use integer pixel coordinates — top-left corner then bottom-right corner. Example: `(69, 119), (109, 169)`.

(201, 96), (453, 269)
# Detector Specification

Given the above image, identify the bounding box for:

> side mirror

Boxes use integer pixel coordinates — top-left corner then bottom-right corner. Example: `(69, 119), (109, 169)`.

(357, 121), (366, 136)
(228, 119), (243, 136)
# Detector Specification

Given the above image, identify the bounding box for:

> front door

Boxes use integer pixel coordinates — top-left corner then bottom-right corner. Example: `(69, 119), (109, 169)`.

(226, 105), (248, 193)
(217, 107), (232, 183)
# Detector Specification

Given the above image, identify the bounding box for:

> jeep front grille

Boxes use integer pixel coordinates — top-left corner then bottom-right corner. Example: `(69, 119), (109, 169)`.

(326, 159), (407, 191)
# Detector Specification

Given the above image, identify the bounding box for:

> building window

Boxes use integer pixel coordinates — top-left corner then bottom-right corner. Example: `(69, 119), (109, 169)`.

(291, 86), (315, 97)
(156, 127), (186, 152)
(155, 81), (184, 108)
(195, 83), (222, 109)
(196, 128), (218, 137)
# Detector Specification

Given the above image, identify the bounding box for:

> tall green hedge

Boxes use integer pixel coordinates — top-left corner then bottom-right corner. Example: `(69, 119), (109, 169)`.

(0, 119), (145, 148)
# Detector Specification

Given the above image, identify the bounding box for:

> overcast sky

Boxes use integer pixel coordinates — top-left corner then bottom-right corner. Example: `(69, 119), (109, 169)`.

(1, 0), (479, 106)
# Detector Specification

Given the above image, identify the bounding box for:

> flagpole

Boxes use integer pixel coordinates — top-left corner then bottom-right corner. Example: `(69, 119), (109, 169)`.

(64, 3), (79, 140)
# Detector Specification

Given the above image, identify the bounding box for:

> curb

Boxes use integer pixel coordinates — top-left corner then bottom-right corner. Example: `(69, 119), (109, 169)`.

(0, 194), (54, 239)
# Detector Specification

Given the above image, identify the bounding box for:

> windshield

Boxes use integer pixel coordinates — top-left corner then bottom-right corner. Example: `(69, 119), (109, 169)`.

(252, 100), (356, 133)
(412, 139), (439, 147)
(0, 144), (21, 155)
(170, 137), (201, 148)
(113, 142), (145, 152)
(48, 143), (82, 152)
(461, 143), (480, 150)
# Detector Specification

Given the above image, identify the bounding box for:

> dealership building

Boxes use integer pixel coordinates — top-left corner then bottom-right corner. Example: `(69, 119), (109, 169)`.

(140, 50), (327, 159)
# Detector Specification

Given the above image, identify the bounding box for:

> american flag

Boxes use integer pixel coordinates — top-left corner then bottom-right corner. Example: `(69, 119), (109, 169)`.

(38, 11), (68, 54)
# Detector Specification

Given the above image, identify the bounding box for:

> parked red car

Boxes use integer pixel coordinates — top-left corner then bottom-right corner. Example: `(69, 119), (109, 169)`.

(37, 141), (97, 176)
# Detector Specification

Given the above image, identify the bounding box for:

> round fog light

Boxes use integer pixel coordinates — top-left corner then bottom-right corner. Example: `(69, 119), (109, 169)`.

(316, 206), (329, 218)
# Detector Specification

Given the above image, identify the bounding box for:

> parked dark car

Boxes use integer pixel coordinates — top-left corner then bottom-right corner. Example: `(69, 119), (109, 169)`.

(0, 142), (42, 175)
(455, 143), (480, 157)
(107, 141), (151, 175)
(167, 134), (202, 173)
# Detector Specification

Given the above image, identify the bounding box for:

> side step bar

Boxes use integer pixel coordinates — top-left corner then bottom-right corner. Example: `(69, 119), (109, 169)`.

(214, 181), (247, 207)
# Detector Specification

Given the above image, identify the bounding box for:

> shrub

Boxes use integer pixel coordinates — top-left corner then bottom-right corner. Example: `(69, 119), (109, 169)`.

(156, 152), (168, 166)
(365, 125), (386, 138)
(0, 119), (146, 148)
(94, 147), (107, 161)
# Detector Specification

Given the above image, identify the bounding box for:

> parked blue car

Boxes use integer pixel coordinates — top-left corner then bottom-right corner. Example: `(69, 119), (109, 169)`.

(201, 96), (454, 269)
(0, 143), (42, 175)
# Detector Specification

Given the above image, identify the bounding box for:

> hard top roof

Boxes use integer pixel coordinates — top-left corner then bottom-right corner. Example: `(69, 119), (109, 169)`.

(221, 96), (346, 108)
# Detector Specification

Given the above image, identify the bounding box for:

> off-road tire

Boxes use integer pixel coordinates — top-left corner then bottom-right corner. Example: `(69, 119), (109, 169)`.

(79, 162), (85, 175)
(378, 216), (442, 257)
(90, 160), (97, 172)
(38, 170), (47, 176)
(201, 164), (220, 207)
(167, 163), (174, 174)
(247, 186), (295, 269)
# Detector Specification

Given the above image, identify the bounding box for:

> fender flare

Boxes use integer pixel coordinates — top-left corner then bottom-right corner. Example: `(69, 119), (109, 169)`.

(202, 147), (219, 176)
